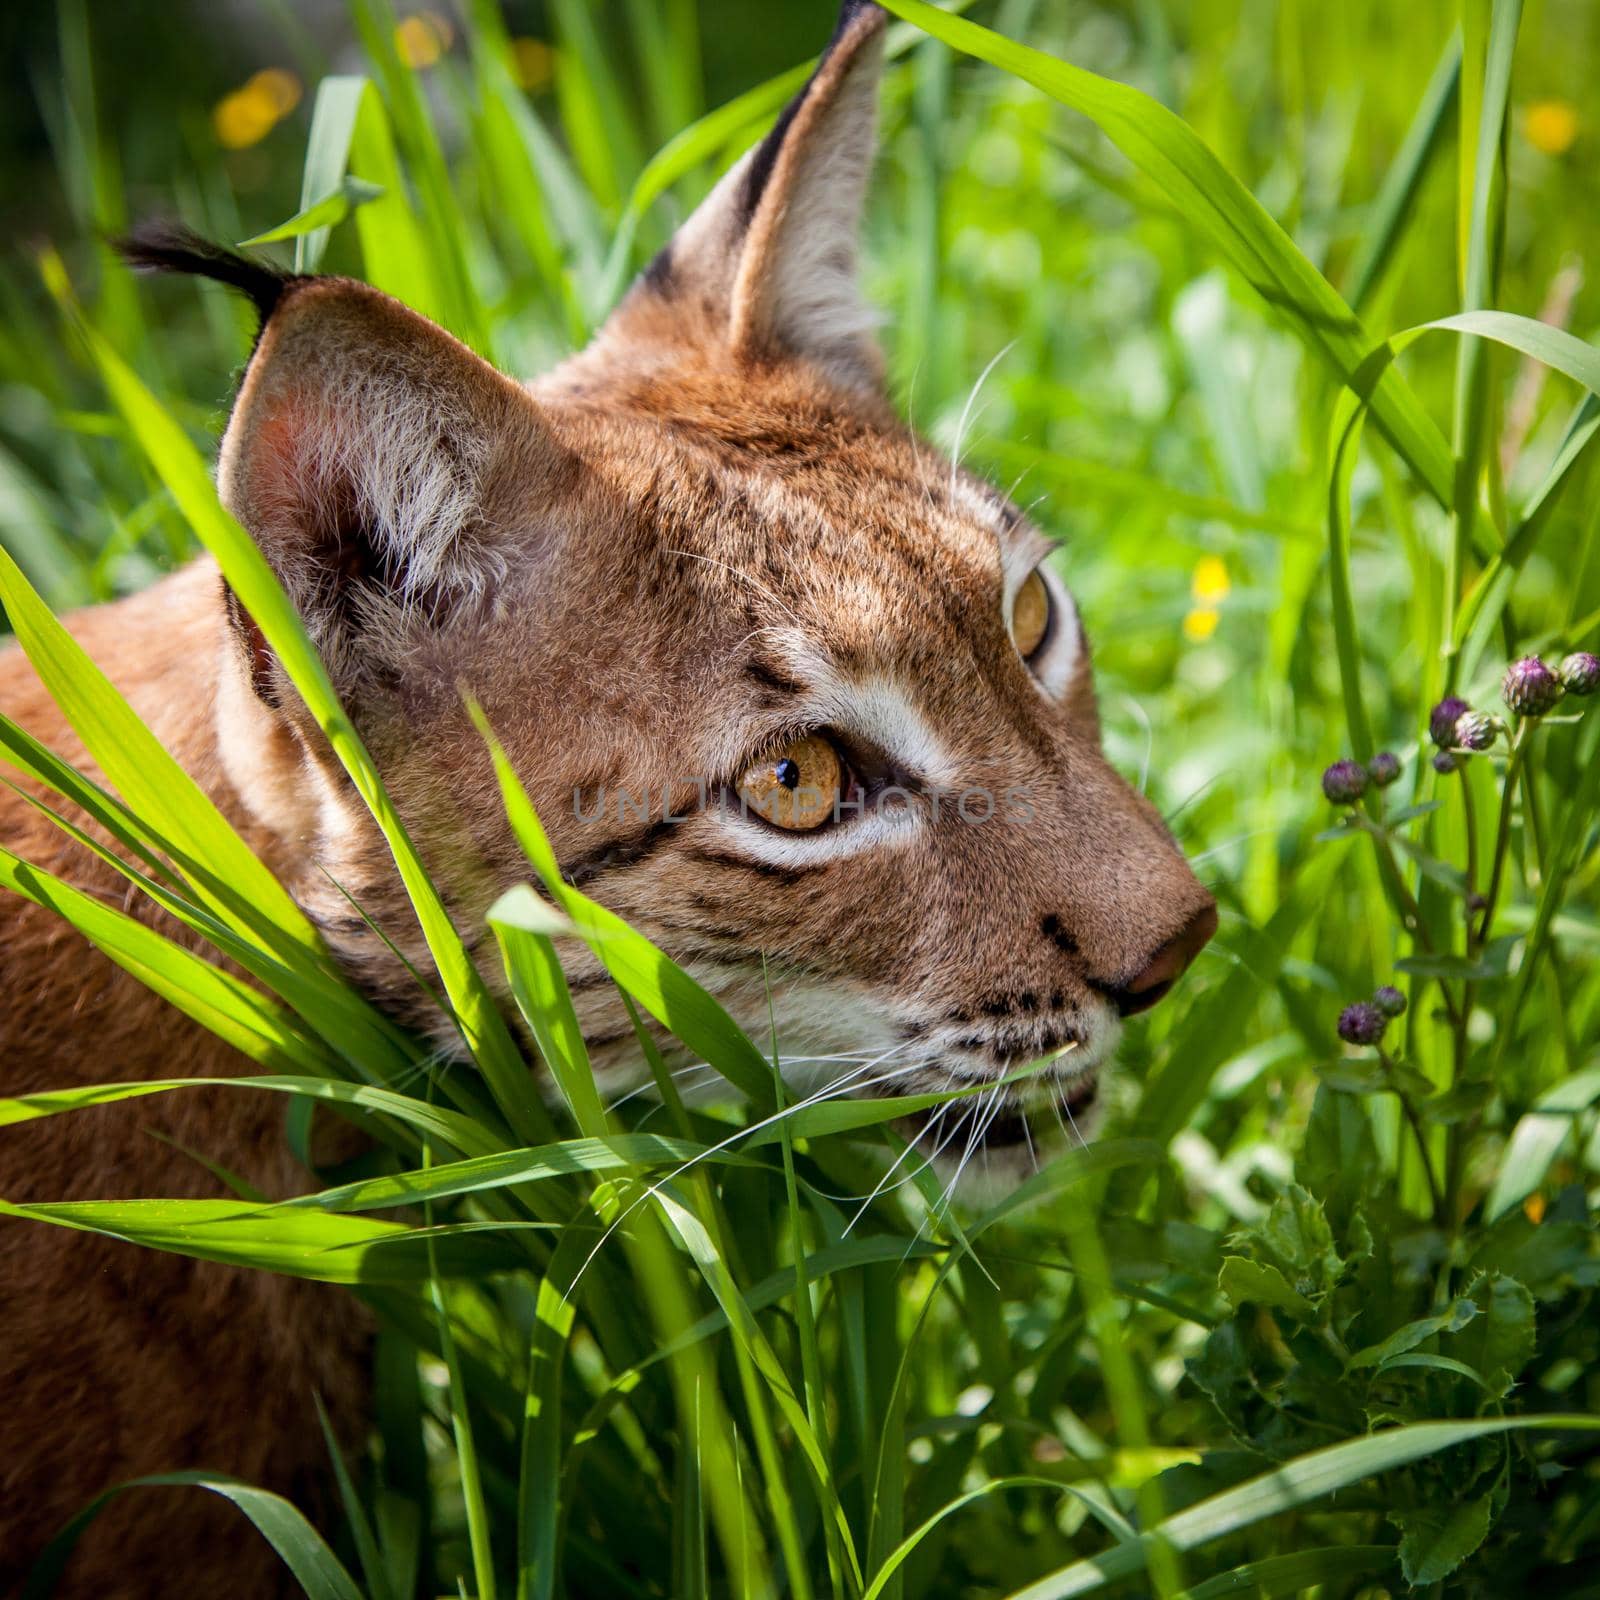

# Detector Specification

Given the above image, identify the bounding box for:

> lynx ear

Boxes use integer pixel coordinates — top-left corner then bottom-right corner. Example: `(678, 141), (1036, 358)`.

(120, 229), (570, 697)
(621, 0), (887, 389)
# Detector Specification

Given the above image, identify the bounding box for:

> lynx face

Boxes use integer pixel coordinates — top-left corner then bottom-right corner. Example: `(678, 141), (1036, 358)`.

(134, 0), (1213, 1166)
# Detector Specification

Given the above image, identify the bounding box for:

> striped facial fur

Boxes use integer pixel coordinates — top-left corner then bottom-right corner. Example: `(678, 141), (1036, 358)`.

(129, 0), (1214, 1175)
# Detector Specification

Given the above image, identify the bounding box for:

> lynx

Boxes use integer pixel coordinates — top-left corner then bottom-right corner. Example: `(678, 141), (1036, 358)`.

(0, 3), (1214, 1591)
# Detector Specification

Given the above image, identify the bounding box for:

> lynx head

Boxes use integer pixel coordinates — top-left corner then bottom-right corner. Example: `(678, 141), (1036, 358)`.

(124, 0), (1214, 1168)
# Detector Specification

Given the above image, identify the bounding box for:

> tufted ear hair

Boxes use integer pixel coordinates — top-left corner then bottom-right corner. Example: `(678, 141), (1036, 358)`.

(119, 227), (573, 702)
(607, 0), (888, 390)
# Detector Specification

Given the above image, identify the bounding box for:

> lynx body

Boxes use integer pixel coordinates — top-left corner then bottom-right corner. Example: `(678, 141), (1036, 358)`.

(0, 5), (1212, 1590)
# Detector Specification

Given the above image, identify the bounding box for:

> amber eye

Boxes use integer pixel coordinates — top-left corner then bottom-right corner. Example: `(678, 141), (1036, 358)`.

(1012, 568), (1050, 659)
(737, 734), (842, 831)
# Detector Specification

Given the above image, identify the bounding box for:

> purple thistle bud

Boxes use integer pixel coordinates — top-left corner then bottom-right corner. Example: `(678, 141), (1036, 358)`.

(1454, 711), (1500, 751)
(1367, 751), (1402, 787)
(1373, 985), (1408, 1018)
(1322, 759), (1368, 805)
(1429, 696), (1470, 748)
(1503, 656), (1564, 717)
(1432, 750), (1458, 774)
(1337, 1002), (1388, 1046)
(1558, 651), (1600, 696)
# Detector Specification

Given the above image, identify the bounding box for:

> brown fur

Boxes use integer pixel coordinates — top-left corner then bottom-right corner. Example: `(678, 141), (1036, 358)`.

(0, 4), (1212, 1590)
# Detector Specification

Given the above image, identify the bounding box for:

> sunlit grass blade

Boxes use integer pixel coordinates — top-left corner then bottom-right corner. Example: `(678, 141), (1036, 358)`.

(0, 841), (337, 1072)
(1003, 1416), (1600, 1598)
(874, 0), (1460, 515)
(290, 1132), (721, 1213)
(20, 1472), (365, 1600)
(0, 1193), (527, 1284)
(6, 770), (417, 1079)
(57, 278), (544, 1141)
(469, 704), (776, 1108)
(0, 1072), (497, 1158)
(0, 539), (328, 972)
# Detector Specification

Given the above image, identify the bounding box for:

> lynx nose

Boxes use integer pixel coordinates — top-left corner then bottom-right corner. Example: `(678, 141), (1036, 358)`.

(1112, 903), (1218, 1016)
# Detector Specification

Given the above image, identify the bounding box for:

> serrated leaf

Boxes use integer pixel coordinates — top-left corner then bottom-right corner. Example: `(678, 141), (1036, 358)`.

(1250, 1185), (1346, 1297)
(1449, 1272), (1536, 1398)
(1392, 1495), (1493, 1585)
(1219, 1257), (1316, 1321)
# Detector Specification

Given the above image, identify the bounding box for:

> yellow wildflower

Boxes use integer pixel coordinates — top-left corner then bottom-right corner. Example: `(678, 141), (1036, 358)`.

(1524, 100), (1579, 156)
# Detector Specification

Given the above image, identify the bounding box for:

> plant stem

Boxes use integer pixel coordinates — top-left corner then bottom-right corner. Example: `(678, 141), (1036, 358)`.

(1380, 1048), (1445, 1227)
(1351, 813), (1464, 1030)
(1477, 720), (1528, 942)
(1459, 764), (1480, 951)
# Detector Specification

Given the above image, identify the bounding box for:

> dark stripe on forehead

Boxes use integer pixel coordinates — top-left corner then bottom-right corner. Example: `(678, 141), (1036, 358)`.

(744, 656), (807, 697)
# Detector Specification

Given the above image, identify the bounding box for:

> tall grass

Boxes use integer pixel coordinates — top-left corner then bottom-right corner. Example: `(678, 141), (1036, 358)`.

(2, 1), (1599, 1595)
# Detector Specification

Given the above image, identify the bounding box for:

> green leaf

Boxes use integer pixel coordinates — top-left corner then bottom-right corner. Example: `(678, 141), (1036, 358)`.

(1347, 1298), (1478, 1370)
(1393, 1494), (1494, 1586)
(1218, 1258), (1315, 1322)
(1450, 1271), (1536, 1397)
(239, 175), (385, 248)
(1250, 1184), (1345, 1297)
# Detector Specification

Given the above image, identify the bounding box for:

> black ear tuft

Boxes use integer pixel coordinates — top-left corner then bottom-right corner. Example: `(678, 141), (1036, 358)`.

(114, 223), (299, 328)
(737, 0), (886, 226)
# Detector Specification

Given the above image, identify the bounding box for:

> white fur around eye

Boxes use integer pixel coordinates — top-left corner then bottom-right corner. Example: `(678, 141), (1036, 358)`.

(708, 803), (921, 868)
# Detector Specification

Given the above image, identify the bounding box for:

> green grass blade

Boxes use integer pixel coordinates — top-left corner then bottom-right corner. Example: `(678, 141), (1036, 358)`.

(1003, 1417), (1600, 1599)
(6, 771), (416, 1080)
(315, 1392), (396, 1600)
(1446, 0), (1522, 665)
(0, 1073), (496, 1158)
(874, 0), (1459, 513)
(489, 885), (607, 1136)
(290, 1133), (717, 1213)
(469, 706), (776, 1107)
(65, 286), (541, 1137)
(1344, 35), (1460, 313)
(0, 540), (328, 972)
(1173, 1547), (1396, 1600)
(0, 1194), (525, 1284)
(0, 841), (336, 1072)
(20, 1471), (364, 1600)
